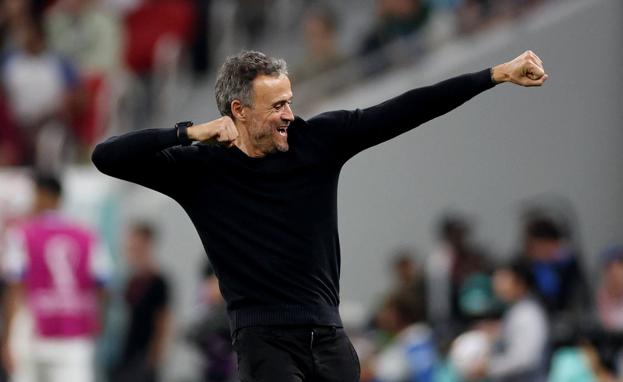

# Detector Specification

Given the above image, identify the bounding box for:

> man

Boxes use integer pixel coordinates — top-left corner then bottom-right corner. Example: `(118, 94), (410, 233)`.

(114, 222), (170, 382)
(485, 260), (548, 382)
(522, 214), (590, 347)
(92, 49), (547, 381)
(1, 174), (111, 382)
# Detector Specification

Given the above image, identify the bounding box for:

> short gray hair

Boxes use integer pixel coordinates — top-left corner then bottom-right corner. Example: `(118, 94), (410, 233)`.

(215, 51), (288, 118)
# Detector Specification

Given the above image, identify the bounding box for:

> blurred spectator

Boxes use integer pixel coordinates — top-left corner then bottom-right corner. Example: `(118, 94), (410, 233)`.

(0, 16), (81, 167)
(372, 291), (436, 382)
(122, 0), (194, 125)
(549, 332), (622, 382)
(481, 260), (548, 382)
(426, 213), (493, 342)
(389, 248), (427, 322)
(521, 213), (590, 347)
(46, 0), (120, 75)
(45, 0), (122, 150)
(0, 173), (112, 382)
(360, 0), (431, 55)
(596, 245), (623, 332)
(0, 97), (22, 165)
(233, 0), (273, 47)
(114, 222), (170, 382)
(292, 2), (345, 83)
(189, 0), (211, 77)
(456, 0), (492, 34)
(456, 0), (549, 34)
(185, 262), (236, 382)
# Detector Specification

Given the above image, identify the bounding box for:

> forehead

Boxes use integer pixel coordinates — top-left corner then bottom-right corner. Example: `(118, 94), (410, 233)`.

(251, 74), (292, 104)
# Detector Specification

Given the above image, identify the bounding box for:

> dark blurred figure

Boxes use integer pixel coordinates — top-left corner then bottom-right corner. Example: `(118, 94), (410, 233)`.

(593, 245), (623, 379)
(114, 222), (170, 382)
(360, 0), (431, 55)
(390, 248), (427, 322)
(292, 2), (345, 83)
(456, 0), (491, 34)
(0, 96), (21, 165)
(521, 213), (590, 348)
(596, 245), (623, 332)
(233, 0), (273, 47)
(0, 15), (81, 167)
(426, 213), (494, 345)
(478, 260), (548, 382)
(369, 291), (436, 382)
(189, 0), (211, 77)
(1, 173), (111, 382)
(186, 262), (236, 382)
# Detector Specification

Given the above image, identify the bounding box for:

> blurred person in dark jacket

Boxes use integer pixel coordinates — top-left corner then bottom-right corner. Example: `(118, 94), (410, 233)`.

(521, 214), (590, 348)
(114, 222), (171, 382)
(596, 245), (623, 332)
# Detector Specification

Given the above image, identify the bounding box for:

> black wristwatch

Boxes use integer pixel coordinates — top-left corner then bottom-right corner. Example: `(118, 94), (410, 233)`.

(175, 121), (194, 146)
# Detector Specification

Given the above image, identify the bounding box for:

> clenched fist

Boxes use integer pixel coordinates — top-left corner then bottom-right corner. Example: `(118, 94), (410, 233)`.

(492, 50), (549, 87)
(187, 116), (239, 147)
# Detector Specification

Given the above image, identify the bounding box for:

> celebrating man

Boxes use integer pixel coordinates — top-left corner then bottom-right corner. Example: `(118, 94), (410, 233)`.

(92, 49), (547, 382)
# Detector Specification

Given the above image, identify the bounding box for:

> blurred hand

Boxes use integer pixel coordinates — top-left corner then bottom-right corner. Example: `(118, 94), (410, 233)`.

(187, 116), (239, 147)
(466, 358), (488, 381)
(492, 50), (549, 87)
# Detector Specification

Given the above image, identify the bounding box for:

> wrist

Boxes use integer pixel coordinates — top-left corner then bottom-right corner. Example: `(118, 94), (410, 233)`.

(491, 64), (510, 84)
(175, 121), (194, 146)
(186, 125), (200, 141)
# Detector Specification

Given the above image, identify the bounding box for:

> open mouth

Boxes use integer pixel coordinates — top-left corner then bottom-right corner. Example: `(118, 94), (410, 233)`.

(276, 126), (288, 136)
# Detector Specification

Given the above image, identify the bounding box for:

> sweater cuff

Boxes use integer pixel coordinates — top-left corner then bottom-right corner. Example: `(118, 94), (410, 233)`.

(482, 67), (499, 88)
(157, 127), (181, 148)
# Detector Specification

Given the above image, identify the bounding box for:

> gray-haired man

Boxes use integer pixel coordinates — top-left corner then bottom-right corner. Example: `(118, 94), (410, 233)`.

(93, 50), (547, 381)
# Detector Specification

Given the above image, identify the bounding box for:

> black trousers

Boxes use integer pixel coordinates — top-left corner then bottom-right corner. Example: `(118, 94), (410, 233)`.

(232, 326), (360, 382)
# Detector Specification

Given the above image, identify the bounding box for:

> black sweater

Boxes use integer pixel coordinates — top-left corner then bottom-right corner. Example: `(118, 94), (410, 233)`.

(92, 69), (496, 332)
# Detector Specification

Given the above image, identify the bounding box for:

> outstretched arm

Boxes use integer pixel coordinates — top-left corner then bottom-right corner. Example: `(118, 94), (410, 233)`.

(318, 51), (548, 158)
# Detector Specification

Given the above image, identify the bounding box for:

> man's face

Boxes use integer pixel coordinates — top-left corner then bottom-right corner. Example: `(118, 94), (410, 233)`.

(125, 230), (152, 270)
(244, 74), (294, 155)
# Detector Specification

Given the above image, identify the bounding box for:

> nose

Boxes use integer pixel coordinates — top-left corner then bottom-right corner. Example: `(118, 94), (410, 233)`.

(282, 103), (294, 122)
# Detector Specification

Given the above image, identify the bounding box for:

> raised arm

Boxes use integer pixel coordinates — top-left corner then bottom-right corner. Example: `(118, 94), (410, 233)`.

(91, 127), (186, 195)
(91, 117), (238, 195)
(321, 51), (548, 158)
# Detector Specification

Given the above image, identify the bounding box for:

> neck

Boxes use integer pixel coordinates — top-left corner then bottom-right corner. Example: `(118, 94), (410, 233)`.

(234, 121), (265, 158)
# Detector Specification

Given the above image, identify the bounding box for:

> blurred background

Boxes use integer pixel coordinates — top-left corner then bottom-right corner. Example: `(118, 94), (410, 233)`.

(0, 0), (622, 381)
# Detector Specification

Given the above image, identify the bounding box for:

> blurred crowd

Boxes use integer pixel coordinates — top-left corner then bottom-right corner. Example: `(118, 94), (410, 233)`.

(0, 172), (621, 382)
(352, 210), (623, 382)
(0, 0), (554, 169)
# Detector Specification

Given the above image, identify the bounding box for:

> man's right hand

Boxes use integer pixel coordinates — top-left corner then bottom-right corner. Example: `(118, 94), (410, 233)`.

(187, 116), (239, 147)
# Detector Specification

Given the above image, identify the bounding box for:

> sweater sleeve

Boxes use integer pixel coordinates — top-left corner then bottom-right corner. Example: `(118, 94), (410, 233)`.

(308, 68), (497, 160)
(91, 128), (192, 197)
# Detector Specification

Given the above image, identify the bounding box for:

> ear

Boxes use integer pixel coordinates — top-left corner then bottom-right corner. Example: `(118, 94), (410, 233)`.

(231, 100), (246, 121)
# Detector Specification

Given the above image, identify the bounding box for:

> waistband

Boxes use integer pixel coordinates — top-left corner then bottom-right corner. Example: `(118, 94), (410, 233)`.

(228, 304), (343, 334)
